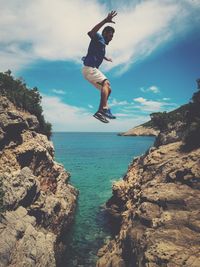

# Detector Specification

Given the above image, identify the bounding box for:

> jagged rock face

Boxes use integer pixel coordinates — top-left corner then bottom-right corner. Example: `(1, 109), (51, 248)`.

(0, 97), (78, 266)
(97, 140), (200, 267)
(154, 121), (186, 147)
(2, 167), (40, 209)
(0, 207), (56, 267)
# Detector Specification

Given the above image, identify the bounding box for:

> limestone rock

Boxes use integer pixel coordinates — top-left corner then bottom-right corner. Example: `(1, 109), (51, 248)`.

(2, 167), (40, 209)
(25, 115), (39, 130)
(97, 138), (200, 267)
(0, 207), (56, 267)
(154, 121), (185, 147)
(0, 96), (78, 266)
(119, 125), (159, 137)
(0, 111), (28, 133)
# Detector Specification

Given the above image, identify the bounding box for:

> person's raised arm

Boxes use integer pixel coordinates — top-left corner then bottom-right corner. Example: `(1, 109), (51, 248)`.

(88, 10), (117, 38)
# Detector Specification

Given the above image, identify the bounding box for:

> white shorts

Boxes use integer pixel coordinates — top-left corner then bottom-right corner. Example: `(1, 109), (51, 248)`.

(82, 66), (107, 90)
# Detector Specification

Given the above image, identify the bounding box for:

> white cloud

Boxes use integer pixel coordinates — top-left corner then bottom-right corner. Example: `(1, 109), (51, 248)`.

(0, 0), (200, 72)
(106, 95), (178, 116)
(88, 104), (94, 109)
(52, 89), (66, 95)
(141, 85), (160, 93)
(109, 98), (129, 107)
(150, 86), (159, 93)
(104, 0), (200, 74)
(134, 97), (146, 104)
(133, 97), (176, 112)
(184, 0), (200, 7)
(0, 0), (105, 71)
(41, 94), (149, 132)
(115, 113), (135, 117)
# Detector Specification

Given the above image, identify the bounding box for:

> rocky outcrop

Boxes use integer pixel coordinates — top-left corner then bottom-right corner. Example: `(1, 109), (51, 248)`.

(0, 96), (78, 266)
(0, 207), (56, 267)
(97, 120), (200, 266)
(120, 125), (159, 137)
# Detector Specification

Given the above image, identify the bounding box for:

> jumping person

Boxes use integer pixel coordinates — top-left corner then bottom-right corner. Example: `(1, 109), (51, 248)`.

(82, 11), (117, 123)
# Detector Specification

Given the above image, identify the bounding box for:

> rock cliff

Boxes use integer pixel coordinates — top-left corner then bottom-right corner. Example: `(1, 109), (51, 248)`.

(97, 116), (200, 265)
(119, 125), (159, 137)
(0, 96), (78, 267)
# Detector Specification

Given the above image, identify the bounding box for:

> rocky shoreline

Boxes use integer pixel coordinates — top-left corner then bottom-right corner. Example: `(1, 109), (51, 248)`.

(97, 120), (200, 266)
(119, 125), (159, 137)
(0, 96), (78, 266)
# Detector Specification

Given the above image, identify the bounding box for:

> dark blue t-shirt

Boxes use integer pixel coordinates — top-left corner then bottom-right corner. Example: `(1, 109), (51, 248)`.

(83, 32), (106, 68)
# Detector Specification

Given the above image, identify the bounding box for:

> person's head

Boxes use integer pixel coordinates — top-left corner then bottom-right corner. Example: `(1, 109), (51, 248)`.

(102, 26), (115, 45)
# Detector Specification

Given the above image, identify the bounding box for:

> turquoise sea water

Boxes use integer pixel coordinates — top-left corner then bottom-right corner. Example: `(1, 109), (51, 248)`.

(52, 132), (154, 267)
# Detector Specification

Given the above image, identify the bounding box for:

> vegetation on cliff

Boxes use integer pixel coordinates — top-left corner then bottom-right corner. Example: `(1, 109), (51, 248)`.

(143, 80), (200, 150)
(0, 70), (52, 139)
(183, 83), (200, 150)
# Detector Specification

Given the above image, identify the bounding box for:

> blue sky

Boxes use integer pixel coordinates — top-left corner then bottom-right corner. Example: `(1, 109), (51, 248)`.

(0, 0), (200, 132)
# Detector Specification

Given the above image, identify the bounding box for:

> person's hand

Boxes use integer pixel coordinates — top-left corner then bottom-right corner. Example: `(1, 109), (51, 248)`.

(104, 56), (113, 62)
(107, 58), (113, 62)
(105, 11), (117, 23)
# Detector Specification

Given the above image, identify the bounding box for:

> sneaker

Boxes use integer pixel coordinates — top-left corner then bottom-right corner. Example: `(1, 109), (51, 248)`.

(93, 112), (109, 123)
(102, 108), (116, 119)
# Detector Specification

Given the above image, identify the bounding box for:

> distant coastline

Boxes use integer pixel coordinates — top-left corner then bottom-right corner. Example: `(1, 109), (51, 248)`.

(118, 125), (159, 137)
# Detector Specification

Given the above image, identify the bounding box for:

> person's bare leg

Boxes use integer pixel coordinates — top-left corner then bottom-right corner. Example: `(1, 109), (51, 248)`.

(98, 80), (111, 111)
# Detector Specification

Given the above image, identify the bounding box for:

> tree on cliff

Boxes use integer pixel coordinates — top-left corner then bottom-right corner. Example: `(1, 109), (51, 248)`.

(150, 107), (186, 132)
(148, 79), (200, 151)
(183, 80), (200, 150)
(0, 70), (52, 139)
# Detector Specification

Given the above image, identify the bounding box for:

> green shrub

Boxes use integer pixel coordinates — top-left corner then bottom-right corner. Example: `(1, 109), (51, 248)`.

(183, 88), (200, 150)
(149, 87), (200, 151)
(150, 112), (169, 131)
(149, 104), (189, 132)
(0, 70), (52, 139)
(183, 121), (200, 150)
